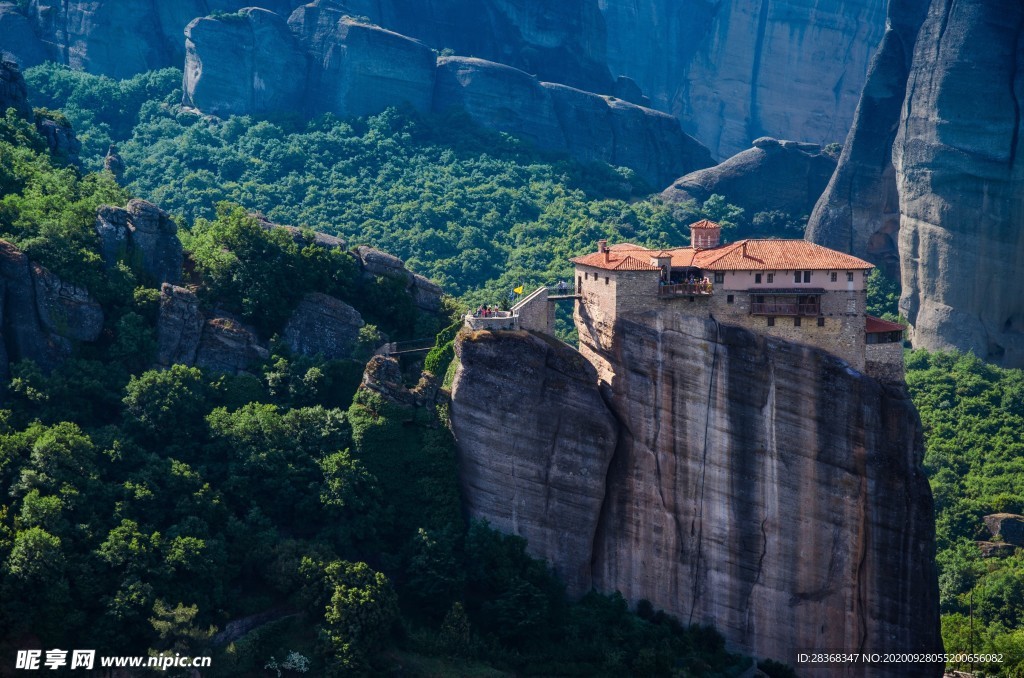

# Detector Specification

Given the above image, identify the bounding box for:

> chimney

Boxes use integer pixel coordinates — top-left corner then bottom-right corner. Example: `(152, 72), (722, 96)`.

(598, 239), (609, 262)
(690, 220), (721, 250)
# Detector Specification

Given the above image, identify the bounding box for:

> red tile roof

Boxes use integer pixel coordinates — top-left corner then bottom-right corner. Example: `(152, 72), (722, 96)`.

(690, 219), (721, 230)
(693, 240), (873, 271)
(573, 239), (873, 273)
(571, 251), (661, 271)
(865, 316), (905, 333)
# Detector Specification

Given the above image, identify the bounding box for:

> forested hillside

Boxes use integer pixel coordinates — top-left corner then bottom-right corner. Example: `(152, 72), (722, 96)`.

(0, 66), (756, 676)
(907, 351), (1024, 674)
(24, 64), (740, 308)
(7, 62), (1024, 676)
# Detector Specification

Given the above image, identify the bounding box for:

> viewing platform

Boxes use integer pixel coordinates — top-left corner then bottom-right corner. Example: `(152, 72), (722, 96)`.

(659, 282), (713, 297)
(464, 310), (518, 331)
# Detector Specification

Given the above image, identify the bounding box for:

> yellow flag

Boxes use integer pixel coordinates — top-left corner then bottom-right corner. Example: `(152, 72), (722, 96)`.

(513, 286), (524, 294)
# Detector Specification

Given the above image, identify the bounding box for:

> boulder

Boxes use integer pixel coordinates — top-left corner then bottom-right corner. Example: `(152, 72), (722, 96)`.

(125, 199), (183, 285)
(983, 514), (1024, 547)
(35, 116), (80, 162)
(31, 263), (103, 342)
(433, 56), (566, 153)
(155, 284), (204, 367)
(194, 316), (269, 374)
(288, 2), (436, 118)
(282, 292), (364, 360)
(662, 137), (837, 219)
(411, 274), (443, 313)
(103, 143), (124, 180)
(355, 245), (411, 281)
(361, 353), (439, 407)
(0, 57), (32, 119)
(183, 7), (308, 118)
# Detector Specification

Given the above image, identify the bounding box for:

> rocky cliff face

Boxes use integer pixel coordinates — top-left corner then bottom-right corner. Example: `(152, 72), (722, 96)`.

(182, 7), (712, 187)
(809, 0), (1024, 367)
(0, 240), (103, 376)
(0, 58), (33, 119)
(805, 0), (930, 280)
(449, 330), (618, 595)
(598, 0), (887, 159)
(450, 319), (941, 671)
(661, 137), (836, 218)
(95, 199), (184, 285)
(3, 0), (608, 91)
(893, 0), (1024, 366)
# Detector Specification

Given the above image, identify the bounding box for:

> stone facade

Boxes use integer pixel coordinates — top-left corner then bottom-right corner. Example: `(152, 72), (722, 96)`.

(511, 286), (554, 334)
(866, 342), (905, 383)
(575, 263), (871, 372)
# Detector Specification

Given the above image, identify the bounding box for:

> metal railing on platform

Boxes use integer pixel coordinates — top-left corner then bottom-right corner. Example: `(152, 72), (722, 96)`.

(659, 282), (713, 296)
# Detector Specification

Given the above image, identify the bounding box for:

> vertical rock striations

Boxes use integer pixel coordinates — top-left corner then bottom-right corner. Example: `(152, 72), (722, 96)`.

(449, 330), (619, 596)
(582, 313), (940, 673)
(806, 0), (930, 279)
(451, 317), (941, 672)
(598, 0), (888, 159)
(893, 0), (1024, 366)
(810, 0), (1024, 367)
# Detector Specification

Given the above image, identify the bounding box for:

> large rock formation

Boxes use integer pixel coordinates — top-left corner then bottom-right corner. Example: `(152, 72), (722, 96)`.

(810, 0), (1024, 367)
(2, 0), (609, 91)
(282, 292), (364, 361)
(598, 0), (887, 159)
(661, 137), (837, 219)
(1, 1), (892, 160)
(806, 0), (931, 279)
(95, 200), (183, 285)
(0, 3), (48, 69)
(288, 5), (436, 118)
(450, 317), (941, 672)
(0, 57), (32, 119)
(183, 7), (308, 118)
(450, 329), (618, 596)
(0, 240), (104, 375)
(2, 0), (305, 76)
(893, 0), (1024, 366)
(182, 12), (713, 187)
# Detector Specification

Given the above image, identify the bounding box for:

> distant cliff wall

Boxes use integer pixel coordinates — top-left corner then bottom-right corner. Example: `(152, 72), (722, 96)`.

(808, 0), (1024, 367)
(181, 6), (713, 187)
(2, 0), (889, 161)
(598, 0), (887, 159)
(450, 318), (942, 673)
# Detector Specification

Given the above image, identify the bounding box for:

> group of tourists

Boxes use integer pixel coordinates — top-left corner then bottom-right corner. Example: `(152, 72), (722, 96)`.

(473, 305), (505, 317)
(661, 275), (713, 293)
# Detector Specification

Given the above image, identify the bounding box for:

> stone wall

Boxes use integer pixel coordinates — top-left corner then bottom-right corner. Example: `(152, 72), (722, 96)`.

(511, 286), (553, 334)
(866, 342), (904, 383)
(464, 313), (518, 331)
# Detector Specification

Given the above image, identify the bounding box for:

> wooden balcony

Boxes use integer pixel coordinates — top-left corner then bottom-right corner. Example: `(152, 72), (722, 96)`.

(750, 302), (820, 316)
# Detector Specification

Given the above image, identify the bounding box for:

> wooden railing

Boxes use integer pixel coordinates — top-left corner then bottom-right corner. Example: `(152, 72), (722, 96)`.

(659, 282), (713, 296)
(750, 302), (819, 316)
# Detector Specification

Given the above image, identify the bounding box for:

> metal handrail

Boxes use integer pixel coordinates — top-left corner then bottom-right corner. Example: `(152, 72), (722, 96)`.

(659, 282), (713, 296)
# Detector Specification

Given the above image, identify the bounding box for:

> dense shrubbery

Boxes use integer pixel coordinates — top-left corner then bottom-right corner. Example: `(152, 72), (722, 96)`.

(24, 63), (181, 170)
(907, 350), (1024, 674)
